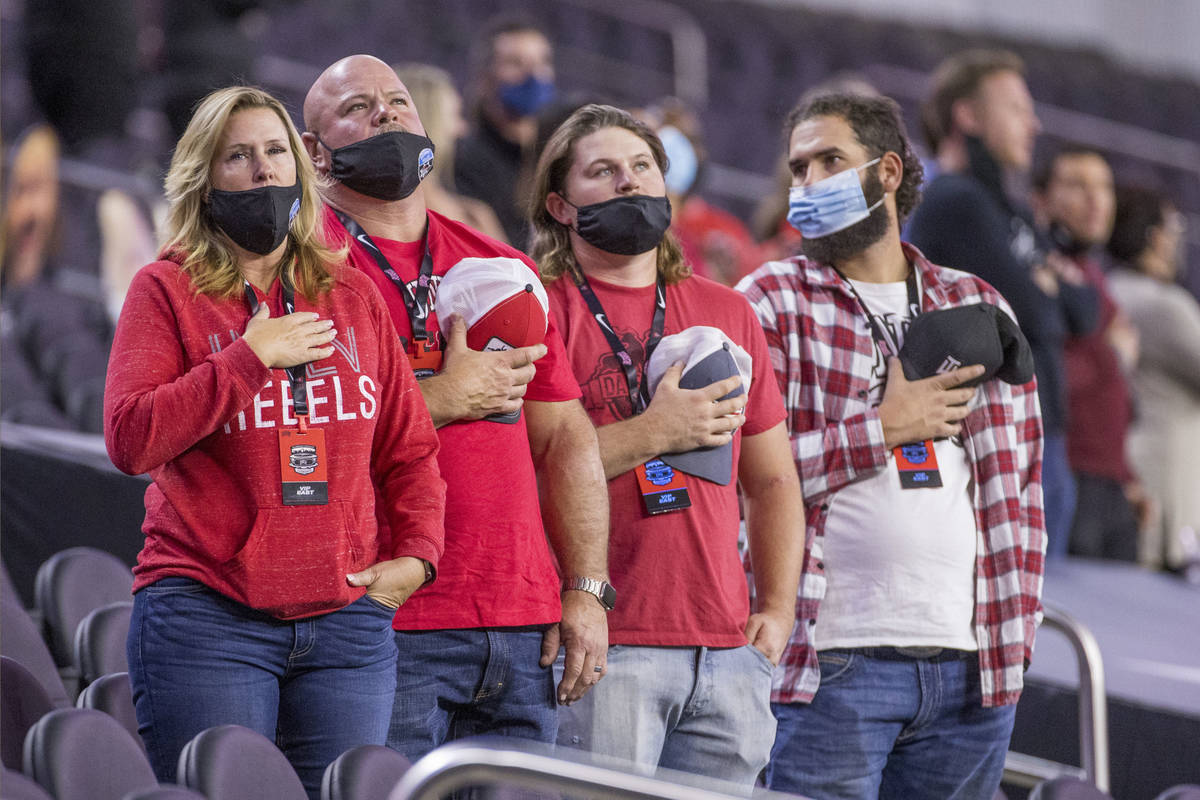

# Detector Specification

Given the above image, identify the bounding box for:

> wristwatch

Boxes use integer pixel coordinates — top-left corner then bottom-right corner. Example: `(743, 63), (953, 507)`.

(563, 576), (616, 611)
(419, 559), (434, 585)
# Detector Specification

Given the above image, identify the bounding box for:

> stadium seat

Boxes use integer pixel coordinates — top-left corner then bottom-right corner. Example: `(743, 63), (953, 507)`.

(76, 672), (142, 754)
(0, 767), (54, 800)
(1029, 776), (1115, 799)
(73, 601), (133, 686)
(320, 744), (410, 800)
(1, 657), (55, 771)
(22, 708), (157, 800)
(1154, 787), (1200, 800)
(34, 547), (132, 668)
(177, 724), (307, 800)
(1, 563), (71, 708)
(120, 787), (208, 800)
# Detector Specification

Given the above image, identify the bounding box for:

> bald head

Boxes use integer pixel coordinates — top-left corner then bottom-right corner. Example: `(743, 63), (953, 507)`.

(304, 54), (398, 133)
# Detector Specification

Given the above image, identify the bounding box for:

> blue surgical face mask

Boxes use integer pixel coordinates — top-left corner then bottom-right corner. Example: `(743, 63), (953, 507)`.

(787, 157), (883, 238)
(498, 74), (556, 118)
(658, 125), (698, 196)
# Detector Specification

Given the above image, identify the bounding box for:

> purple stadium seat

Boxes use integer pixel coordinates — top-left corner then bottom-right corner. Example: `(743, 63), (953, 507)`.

(76, 672), (142, 755)
(22, 708), (157, 800)
(1154, 787), (1200, 800)
(1, 657), (55, 771)
(1, 563), (70, 708)
(120, 787), (208, 800)
(177, 725), (307, 800)
(34, 548), (132, 668)
(1029, 777), (1115, 800)
(73, 601), (133, 685)
(1, 767), (55, 800)
(320, 744), (410, 800)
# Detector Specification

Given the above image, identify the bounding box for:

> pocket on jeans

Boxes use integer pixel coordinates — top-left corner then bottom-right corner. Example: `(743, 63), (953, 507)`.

(746, 643), (776, 673)
(140, 576), (208, 596)
(224, 500), (362, 617)
(816, 649), (857, 684)
(358, 592), (399, 615)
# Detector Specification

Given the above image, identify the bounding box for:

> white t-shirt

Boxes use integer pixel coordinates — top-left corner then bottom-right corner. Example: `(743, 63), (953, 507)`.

(813, 277), (979, 652)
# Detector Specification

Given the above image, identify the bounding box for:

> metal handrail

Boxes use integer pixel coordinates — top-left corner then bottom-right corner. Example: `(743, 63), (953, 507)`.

(1002, 602), (1110, 792)
(388, 740), (793, 800)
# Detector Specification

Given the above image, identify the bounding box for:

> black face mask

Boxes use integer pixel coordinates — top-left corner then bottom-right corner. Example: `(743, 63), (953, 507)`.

(569, 195), (672, 255)
(319, 130), (435, 201)
(208, 181), (301, 255)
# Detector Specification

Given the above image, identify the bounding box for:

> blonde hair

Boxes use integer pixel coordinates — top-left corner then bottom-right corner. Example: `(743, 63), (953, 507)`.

(162, 86), (342, 300)
(393, 63), (459, 188)
(528, 103), (689, 284)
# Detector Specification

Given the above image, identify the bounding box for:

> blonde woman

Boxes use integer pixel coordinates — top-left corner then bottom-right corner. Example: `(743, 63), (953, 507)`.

(103, 86), (445, 798)
(393, 63), (508, 241)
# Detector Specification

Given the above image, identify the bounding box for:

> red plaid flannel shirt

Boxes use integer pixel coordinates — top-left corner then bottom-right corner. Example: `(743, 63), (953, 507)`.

(736, 243), (1046, 708)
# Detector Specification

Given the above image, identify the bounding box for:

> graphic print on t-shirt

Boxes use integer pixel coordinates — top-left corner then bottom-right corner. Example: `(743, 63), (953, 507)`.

(864, 309), (909, 406)
(581, 324), (652, 420)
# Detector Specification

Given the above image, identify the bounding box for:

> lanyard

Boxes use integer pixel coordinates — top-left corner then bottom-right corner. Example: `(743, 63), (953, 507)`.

(335, 210), (436, 344)
(571, 265), (666, 417)
(243, 280), (310, 424)
(833, 267), (921, 359)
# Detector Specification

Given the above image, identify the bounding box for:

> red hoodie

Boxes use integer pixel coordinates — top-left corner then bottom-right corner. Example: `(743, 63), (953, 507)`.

(104, 255), (444, 619)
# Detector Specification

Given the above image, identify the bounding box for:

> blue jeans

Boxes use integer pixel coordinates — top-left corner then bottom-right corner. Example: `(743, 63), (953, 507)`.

(556, 644), (775, 791)
(767, 648), (1015, 800)
(127, 577), (398, 800)
(387, 628), (557, 761)
(1042, 432), (1078, 559)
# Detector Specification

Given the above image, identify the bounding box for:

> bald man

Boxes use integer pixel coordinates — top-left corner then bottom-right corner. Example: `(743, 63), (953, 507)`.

(302, 55), (610, 759)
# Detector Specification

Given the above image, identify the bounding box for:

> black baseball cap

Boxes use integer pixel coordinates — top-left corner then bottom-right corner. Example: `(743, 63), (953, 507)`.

(898, 303), (1034, 387)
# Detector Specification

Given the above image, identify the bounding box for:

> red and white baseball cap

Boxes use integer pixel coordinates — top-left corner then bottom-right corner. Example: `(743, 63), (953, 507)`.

(435, 257), (549, 352)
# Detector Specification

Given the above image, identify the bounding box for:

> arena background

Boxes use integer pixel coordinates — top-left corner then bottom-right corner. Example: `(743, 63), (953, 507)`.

(2, 2), (1198, 798)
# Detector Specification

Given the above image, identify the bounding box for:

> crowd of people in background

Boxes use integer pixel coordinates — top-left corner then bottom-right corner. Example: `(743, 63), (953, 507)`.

(2, 7), (1198, 799)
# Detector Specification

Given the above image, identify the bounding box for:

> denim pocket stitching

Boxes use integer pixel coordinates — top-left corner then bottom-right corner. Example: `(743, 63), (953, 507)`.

(747, 643), (776, 672)
(816, 649), (856, 684)
(140, 578), (208, 596)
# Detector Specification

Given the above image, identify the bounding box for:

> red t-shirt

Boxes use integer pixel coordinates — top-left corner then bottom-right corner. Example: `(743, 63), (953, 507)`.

(325, 207), (581, 629)
(545, 272), (786, 646)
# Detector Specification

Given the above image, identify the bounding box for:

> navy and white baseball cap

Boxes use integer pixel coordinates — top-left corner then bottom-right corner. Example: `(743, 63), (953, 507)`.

(646, 326), (752, 486)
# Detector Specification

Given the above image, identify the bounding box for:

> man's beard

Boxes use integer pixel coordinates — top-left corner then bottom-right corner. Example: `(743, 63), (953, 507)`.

(800, 170), (890, 266)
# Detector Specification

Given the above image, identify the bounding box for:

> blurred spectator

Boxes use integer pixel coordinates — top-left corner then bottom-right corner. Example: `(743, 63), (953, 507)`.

(162, 2), (263, 142)
(908, 49), (1099, 558)
(1, 123), (72, 428)
(1033, 145), (1146, 561)
(22, 0), (138, 152)
(752, 73), (880, 263)
(455, 16), (556, 251)
(392, 63), (508, 242)
(1106, 187), (1200, 571)
(636, 98), (766, 286)
(0, 124), (114, 432)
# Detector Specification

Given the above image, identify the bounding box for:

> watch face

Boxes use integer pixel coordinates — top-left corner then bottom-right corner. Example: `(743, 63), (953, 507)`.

(599, 582), (617, 611)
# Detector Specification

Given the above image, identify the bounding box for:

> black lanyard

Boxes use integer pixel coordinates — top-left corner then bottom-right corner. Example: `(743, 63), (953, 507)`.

(335, 210), (436, 345)
(243, 280), (309, 419)
(571, 266), (666, 417)
(834, 267), (921, 359)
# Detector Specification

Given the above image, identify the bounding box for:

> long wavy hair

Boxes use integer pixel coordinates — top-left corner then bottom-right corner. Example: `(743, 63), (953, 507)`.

(162, 86), (342, 300)
(528, 103), (689, 284)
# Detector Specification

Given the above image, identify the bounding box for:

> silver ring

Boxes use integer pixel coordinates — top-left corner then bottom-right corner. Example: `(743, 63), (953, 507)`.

(593, 665), (603, 673)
